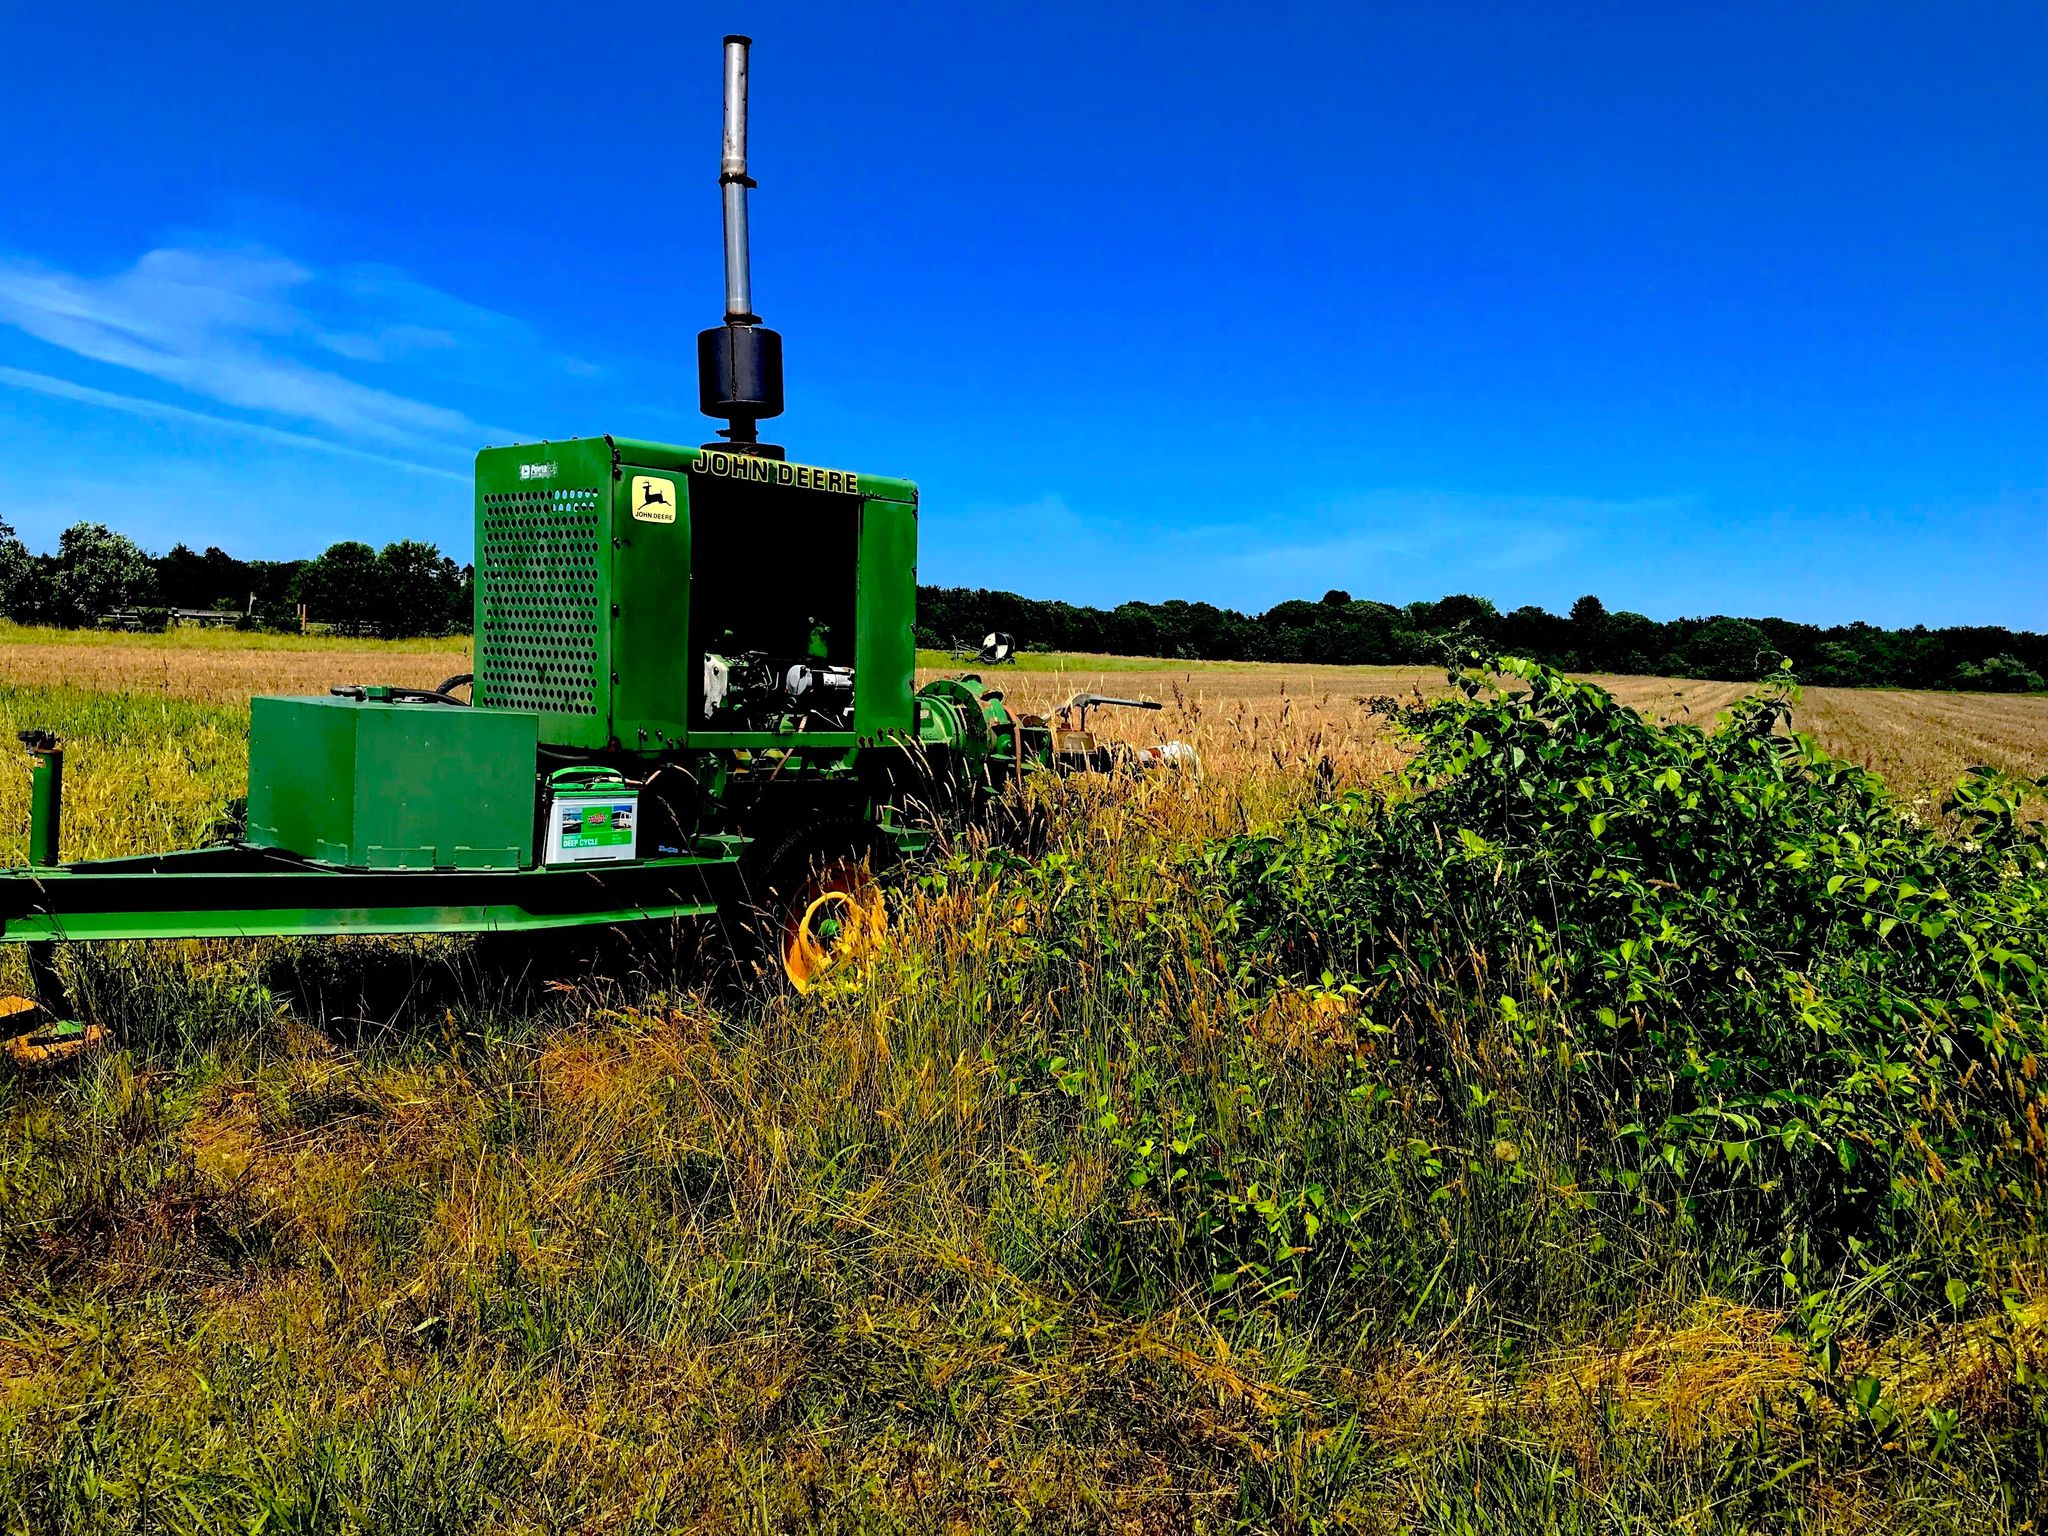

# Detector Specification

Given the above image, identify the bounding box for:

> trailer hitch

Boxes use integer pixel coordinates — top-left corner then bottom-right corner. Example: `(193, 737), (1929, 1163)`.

(18, 729), (62, 867)
(1055, 693), (1163, 733)
(2, 730), (103, 1068)
(1050, 694), (1201, 777)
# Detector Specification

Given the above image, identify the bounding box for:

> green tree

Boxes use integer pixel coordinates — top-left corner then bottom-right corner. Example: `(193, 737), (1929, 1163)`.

(1569, 593), (1610, 668)
(0, 520), (42, 622)
(1951, 655), (2045, 693)
(1407, 593), (1500, 641)
(50, 522), (157, 626)
(295, 542), (380, 633)
(1678, 617), (1782, 681)
(1601, 610), (1660, 674)
(156, 543), (255, 613)
(1499, 604), (1572, 665)
(372, 540), (465, 638)
(1809, 641), (1877, 687)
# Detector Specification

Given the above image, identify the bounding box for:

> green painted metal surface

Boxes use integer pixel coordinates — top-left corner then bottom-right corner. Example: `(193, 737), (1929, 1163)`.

(0, 429), (1029, 953)
(856, 496), (919, 741)
(246, 696), (540, 870)
(26, 745), (60, 866)
(0, 899), (717, 943)
(914, 674), (1053, 774)
(608, 457), (694, 752)
(608, 437), (917, 505)
(475, 435), (919, 758)
(0, 848), (732, 943)
(473, 438), (618, 749)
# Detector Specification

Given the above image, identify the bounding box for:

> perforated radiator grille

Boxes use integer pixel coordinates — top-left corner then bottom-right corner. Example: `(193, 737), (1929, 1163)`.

(476, 486), (604, 719)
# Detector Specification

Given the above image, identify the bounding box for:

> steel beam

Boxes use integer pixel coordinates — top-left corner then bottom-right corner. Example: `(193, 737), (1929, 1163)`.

(0, 846), (736, 944)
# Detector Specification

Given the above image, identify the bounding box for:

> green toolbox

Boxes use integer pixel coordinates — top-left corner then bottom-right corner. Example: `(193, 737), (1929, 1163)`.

(246, 696), (541, 870)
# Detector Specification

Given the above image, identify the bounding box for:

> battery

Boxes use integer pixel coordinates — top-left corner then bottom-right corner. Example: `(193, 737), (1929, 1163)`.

(542, 769), (640, 865)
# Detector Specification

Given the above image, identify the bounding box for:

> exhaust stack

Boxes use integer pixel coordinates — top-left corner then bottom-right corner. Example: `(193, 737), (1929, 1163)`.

(698, 33), (785, 457)
(720, 33), (753, 323)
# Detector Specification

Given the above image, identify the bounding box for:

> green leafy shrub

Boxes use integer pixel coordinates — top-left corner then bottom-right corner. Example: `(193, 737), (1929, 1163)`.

(1953, 654), (2047, 694)
(1672, 615), (1784, 680)
(1211, 657), (2048, 1291)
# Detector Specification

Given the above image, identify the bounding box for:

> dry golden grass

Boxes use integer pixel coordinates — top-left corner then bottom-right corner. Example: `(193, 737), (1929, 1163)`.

(0, 623), (2031, 802)
(0, 634), (470, 704)
(1792, 687), (2048, 800)
(0, 625), (2032, 840)
(3, 633), (2047, 1528)
(952, 661), (2048, 805)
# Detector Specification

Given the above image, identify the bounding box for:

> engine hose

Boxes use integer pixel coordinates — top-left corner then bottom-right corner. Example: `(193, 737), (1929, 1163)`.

(388, 687), (467, 706)
(327, 685), (469, 707)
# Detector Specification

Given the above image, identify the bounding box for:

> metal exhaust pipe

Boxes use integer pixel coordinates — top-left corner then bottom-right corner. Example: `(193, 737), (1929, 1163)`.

(698, 33), (784, 454)
(720, 34), (755, 323)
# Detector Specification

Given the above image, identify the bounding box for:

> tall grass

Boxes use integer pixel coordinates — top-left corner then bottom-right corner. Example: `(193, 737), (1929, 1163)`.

(0, 671), (2043, 1532)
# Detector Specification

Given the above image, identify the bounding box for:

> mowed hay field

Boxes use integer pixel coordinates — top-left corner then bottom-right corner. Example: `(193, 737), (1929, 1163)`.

(0, 623), (2038, 815)
(0, 626), (2046, 1532)
(0, 623), (470, 706)
(950, 659), (2048, 809)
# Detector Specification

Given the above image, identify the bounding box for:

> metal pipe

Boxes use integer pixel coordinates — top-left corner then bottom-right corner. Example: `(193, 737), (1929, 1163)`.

(21, 734), (61, 867)
(721, 34), (756, 322)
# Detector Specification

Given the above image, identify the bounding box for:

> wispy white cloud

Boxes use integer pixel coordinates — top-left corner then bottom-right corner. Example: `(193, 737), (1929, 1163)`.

(939, 492), (1106, 564)
(924, 485), (1698, 610)
(0, 240), (558, 464)
(0, 365), (467, 482)
(1220, 489), (1694, 582)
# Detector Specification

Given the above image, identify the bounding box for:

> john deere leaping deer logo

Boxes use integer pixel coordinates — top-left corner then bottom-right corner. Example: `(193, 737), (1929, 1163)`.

(631, 475), (678, 523)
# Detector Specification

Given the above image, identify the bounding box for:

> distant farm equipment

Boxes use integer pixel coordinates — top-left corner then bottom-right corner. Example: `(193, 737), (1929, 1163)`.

(946, 632), (1017, 666)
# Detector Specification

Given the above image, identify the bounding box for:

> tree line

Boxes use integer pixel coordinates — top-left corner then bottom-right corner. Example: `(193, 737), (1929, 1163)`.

(0, 521), (472, 638)
(917, 587), (2048, 692)
(0, 517), (2034, 690)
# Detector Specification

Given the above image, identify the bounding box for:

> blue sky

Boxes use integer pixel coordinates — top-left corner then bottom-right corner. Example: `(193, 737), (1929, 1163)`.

(1, 1), (2042, 628)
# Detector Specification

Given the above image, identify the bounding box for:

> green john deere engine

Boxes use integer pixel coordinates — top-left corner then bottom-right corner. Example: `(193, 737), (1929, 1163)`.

(235, 433), (926, 874)
(470, 437), (919, 754)
(0, 33), (1189, 1018)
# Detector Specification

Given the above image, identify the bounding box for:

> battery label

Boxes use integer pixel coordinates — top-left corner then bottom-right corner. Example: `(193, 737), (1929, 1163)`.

(559, 801), (635, 850)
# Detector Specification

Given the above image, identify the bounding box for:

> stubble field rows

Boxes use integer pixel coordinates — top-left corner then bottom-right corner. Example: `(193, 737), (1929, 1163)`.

(0, 629), (2038, 825)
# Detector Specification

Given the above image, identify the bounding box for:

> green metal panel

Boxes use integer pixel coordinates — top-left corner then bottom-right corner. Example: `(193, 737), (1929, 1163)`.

(608, 459), (693, 751)
(0, 847), (734, 943)
(475, 435), (920, 754)
(0, 895), (719, 943)
(245, 697), (357, 860)
(855, 497), (918, 739)
(246, 697), (540, 870)
(25, 744), (61, 866)
(608, 438), (918, 505)
(474, 438), (617, 749)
